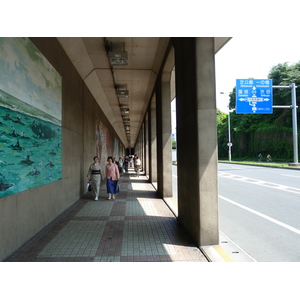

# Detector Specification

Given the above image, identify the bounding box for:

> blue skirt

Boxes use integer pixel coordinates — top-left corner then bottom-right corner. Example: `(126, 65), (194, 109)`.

(106, 177), (120, 194)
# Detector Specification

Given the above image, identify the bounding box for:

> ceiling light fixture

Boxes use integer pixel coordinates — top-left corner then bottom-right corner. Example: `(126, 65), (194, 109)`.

(121, 107), (130, 114)
(117, 89), (129, 98)
(104, 39), (131, 139)
(105, 40), (128, 66)
(109, 51), (128, 66)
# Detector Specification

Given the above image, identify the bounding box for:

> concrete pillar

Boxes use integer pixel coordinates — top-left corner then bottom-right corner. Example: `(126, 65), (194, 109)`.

(141, 123), (145, 171)
(156, 78), (173, 198)
(144, 113), (149, 176)
(149, 95), (157, 184)
(174, 37), (219, 246)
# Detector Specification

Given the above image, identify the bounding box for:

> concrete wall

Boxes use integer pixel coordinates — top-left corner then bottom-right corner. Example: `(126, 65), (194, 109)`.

(0, 38), (124, 261)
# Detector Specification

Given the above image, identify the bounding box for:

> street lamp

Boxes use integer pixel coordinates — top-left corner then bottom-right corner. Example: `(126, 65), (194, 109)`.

(220, 92), (235, 161)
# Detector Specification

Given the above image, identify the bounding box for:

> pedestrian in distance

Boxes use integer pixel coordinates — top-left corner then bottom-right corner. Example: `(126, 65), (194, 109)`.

(133, 154), (137, 167)
(124, 155), (129, 172)
(135, 155), (141, 177)
(117, 157), (124, 176)
(258, 153), (263, 162)
(105, 156), (120, 200)
(87, 156), (103, 201)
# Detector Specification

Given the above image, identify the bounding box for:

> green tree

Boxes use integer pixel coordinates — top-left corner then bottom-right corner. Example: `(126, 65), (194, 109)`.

(217, 108), (228, 158)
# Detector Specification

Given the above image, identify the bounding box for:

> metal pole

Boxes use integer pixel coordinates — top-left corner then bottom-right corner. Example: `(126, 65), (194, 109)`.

(273, 105), (294, 109)
(291, 83), (298, 164)
(228, 110), (231, 161)
(272, 85), (291, 89)
(220, 92), (233, 161)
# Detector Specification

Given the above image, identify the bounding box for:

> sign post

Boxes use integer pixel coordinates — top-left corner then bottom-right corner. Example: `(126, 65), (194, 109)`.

(235, 80), (298, 165)
(236, 79), (273, 114)
(291, 83), (298, 164)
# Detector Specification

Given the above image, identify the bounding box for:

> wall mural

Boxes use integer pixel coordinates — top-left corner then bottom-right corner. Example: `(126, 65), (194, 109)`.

(0, 37), (62, 198)
(96, 120), (121, 174)
(96, 120), (108, 175)
(114, 138), (119, 160)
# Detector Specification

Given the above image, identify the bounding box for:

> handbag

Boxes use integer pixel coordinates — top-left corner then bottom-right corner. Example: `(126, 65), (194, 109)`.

(86, 180), (92, 191)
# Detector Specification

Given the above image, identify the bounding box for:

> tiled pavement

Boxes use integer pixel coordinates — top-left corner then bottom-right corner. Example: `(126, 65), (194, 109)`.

(4, 169), (208, 262)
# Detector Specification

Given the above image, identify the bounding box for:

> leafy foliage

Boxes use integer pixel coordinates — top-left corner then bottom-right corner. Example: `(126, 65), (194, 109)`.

(217, 108), (228, 158)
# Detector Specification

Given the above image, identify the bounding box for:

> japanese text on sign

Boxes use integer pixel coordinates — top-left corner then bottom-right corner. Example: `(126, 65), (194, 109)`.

(236, 79), (273, 114)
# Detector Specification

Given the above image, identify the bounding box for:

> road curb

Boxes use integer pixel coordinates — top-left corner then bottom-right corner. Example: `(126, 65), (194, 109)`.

(201, 232), (257, 262)
(219, 161), (300, 170)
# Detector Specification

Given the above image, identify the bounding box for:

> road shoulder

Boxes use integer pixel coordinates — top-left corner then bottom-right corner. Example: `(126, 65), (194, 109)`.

(201, 232), (257, 262)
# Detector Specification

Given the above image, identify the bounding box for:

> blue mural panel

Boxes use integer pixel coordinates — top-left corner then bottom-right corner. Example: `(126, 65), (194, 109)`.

(0, 37), (62, 198)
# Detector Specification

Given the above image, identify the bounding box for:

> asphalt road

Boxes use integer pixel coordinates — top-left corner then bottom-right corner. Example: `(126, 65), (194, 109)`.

(218, 163), (300, 262)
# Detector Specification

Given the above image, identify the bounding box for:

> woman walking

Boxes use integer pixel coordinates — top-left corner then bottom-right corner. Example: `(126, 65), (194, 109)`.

(135, 156), (141, 177)
(105, 156), (120, 199)
(87, 156), (102, 201)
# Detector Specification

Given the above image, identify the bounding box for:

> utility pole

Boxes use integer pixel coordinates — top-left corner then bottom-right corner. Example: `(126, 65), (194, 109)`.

(220, 92), (235, 161)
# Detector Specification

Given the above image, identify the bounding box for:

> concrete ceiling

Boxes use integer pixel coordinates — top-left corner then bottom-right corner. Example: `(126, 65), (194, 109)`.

(57, 37), (231, 148)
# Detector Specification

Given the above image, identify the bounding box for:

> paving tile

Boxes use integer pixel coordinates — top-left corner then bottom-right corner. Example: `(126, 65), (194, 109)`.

(4, 169), (208, 262)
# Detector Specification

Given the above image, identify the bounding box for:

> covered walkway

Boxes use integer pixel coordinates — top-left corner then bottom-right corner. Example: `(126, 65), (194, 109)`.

(0, 37), (224, 261)
(5, 168), (208, 262)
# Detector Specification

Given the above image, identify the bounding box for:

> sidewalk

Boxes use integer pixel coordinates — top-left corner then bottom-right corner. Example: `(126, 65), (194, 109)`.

(4, 168), (208, 262)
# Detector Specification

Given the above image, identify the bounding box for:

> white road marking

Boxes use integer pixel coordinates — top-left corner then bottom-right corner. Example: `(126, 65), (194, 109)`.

(219, 195), (300, 235)
(281, 174), (300, 179)
(219, 171), (300, 195)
